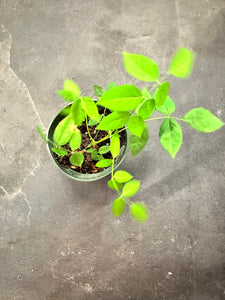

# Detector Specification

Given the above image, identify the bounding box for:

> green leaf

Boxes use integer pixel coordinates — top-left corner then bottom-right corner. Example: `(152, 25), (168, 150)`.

(112, 198), (125, 217)
(96, 111), (130, 131)
(91, 150), (103, 161)
(129, 123), (149, 156)
(137, 98), (155, 119)
(53, 116), (74, 145)
(130, 202), (149, 223)
(36, 125), (48, 143)
(128, 115), (145, 137)
(98, 145), (110, 154)
(108, 179), (123, 191)
(123, 52), (159, 82)
(71, 98), (86, 126)
(110, 131), (120, 158)
(169, 47), (195, 78)
(141, 87), (151, 98)
(70, 152), (84, 167)
(86, 148), (95, 153)
(122, 180), (140, 198)
(97, 85), (142, 111)
(88, 114), (102, 126)
(60, 106), (71, 117)
(183, 107), (224, 132)
(159, 118), (182, 158)
(107, 82), (116, 91)
(93, 85), (105, 97)
(156, 96), (175, 115)
(81, 97), (99, 121)
(51, 147), (68, 156)
(154, 82), (170, 107)
(64, 79), (81, 98)
(96, 159), (113, 168)
(69, 129), (81, 150)
(114, 170), (133, 183)
(57, 90), (75, 102)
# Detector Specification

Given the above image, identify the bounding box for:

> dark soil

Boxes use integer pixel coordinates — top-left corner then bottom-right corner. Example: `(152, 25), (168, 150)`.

(53, 107), (126, 174)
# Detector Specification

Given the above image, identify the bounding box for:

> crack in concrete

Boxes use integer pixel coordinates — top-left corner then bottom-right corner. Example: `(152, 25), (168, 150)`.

(0, 186), (32, 226)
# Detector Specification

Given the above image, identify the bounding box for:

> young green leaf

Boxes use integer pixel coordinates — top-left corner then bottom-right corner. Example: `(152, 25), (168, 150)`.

(107, 82), (116, 91)
(114, 170), (133, 183)
(129, 124), (149, 156)
(98, 145), (110, 154)
(96, 159), (113, 168)
(71, 98), (86, 126)
(123, 52), (159, 82)
(112, 198), (125, 217)
(137, 98), (155, 119)
(53, 115), (74, 145)
(51, 147), (68, 156)
(96, 111), (130, 131)
(91, 150), (103, 161)
(70, 152), (84, 167)
(69, 129), (81, 150)
(169, 47), (195, 78)
(128, 115), (145, 137)
(81, 97), (99, 121)
(122, 180), (140, 198)
(154, 82), (170, 107)
(156, 96), (175, 115)
(97, 85), (142, 111)
(183, 107), (224, 132)
(108, 179), (123, 191)
(130, 202), (149, 223)
(159, 118), (182, 158)
(57, 90), (75, 102)
(93, 85), (105, 97)
(36, 125), (48, 143)
(110, 131), (120, 158)
(88, 114), (102, 126)
(64, 79), (81, 98)
(86, 148), (95, 153)
(141, 87), (151, 98)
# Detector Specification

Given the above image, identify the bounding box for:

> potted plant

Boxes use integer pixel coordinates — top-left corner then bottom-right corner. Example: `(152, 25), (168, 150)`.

(37, 47), (224, 223)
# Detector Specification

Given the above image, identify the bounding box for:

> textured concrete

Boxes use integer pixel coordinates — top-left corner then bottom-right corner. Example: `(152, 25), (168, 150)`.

(0, 0), (225, 299)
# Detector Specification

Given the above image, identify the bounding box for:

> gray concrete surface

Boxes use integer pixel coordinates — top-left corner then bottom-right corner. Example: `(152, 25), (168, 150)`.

(0, 0), (225, 299)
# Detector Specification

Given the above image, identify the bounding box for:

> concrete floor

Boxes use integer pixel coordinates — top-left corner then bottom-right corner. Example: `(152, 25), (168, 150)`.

(0, 0), (225, 299)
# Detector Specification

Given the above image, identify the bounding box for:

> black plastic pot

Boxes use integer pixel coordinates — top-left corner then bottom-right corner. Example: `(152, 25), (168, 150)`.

(47, 105), (127, 182)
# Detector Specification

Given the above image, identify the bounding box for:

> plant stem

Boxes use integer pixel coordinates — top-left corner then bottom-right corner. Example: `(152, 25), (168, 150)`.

(86, 116), (95, 143)
(94, 133), (111, 145)
(118, 127), (128, 134)
(145, 116), (169, 122)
